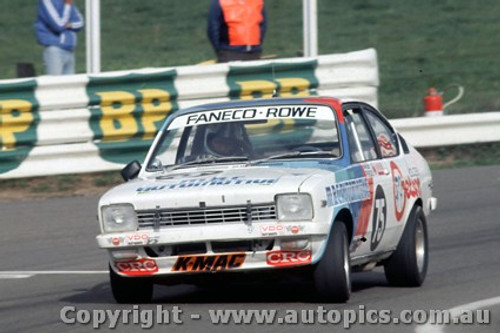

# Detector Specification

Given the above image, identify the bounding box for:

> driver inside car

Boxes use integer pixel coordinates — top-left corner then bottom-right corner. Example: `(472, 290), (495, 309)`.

(203, 122), (252, 157)
(207, 133), (240, 156)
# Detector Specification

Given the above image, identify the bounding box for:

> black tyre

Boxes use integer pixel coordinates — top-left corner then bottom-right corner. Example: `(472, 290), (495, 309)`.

(109, 265), (154, 303)
(314, 222), (351, 303)
(384, 205), (428, 287)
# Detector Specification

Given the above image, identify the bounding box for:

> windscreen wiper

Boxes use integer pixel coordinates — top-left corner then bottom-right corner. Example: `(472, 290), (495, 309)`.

(251, 151), (338, 165)
(167, 156), (249, 171)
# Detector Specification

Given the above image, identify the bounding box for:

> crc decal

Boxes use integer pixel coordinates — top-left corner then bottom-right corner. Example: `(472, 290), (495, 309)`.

(325, 178), (370, 207)
(370, 186), (387, 251)
(115, 258), (158, 276)
(172, 253), (246, 272)
(391, 162), (421, 221)
(87, 70), (178, 164)
(136, 176), (278, 193)
(266, 250), (311, 267)
(0, 80), (39, 174)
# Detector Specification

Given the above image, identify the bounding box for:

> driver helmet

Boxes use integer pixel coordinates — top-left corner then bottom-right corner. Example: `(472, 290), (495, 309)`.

(204, 123), (247, 157)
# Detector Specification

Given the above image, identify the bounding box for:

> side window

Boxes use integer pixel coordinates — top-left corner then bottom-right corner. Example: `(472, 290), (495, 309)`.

(398, 133), (410, 154)
(175, 126), (201, 163)
(365, 111), (399, 158)
(344, 109), (378, 162)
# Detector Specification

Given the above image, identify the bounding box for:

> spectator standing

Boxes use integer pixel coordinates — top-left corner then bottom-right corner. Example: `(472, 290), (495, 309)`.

(34, 0), (84, 75)
(207, 0), (266, 63)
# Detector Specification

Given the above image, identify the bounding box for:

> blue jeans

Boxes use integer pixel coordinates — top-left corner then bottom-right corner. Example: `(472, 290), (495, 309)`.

(43, 46), (75, 75)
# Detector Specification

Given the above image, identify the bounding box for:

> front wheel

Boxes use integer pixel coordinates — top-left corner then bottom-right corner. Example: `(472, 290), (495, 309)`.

(384, 205), (429, 286)
(109, 265), (154, 303)
(314, 222), (351, 303)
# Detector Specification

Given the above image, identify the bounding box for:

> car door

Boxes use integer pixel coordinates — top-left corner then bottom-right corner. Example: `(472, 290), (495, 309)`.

(360, 104), (406, 253)
(343, 104), (393, 258)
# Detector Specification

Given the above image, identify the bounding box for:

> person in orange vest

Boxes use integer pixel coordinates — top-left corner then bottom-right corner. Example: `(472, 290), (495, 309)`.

(207, 0), (267, 63)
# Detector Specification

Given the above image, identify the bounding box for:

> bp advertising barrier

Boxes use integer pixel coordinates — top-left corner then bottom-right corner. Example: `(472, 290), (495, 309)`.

(227, 60), (319, 100)
(0, 79), (39, 174)
(88, 70), (178, 165)
(0, 49), (379, 179)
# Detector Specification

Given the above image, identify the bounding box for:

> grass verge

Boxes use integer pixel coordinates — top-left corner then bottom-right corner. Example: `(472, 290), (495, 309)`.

(1, 1), (498, 118)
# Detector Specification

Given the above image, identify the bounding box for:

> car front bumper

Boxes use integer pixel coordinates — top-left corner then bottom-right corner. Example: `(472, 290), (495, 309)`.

(96, 221), (331, 277)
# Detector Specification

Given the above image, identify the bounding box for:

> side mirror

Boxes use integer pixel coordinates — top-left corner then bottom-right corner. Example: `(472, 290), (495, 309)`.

(121, 160), (141, 181)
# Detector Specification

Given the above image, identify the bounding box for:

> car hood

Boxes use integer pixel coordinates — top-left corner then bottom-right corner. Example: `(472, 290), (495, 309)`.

(99, 165), (337, 210)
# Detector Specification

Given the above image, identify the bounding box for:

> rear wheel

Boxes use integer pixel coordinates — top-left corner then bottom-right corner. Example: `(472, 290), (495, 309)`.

(384, 205), (428, 286)
(109, 265), (154, 303)
(314, 222), (351, 303)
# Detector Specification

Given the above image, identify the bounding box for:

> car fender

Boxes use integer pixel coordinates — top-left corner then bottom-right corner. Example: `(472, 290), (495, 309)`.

(312, 205), (354, 265)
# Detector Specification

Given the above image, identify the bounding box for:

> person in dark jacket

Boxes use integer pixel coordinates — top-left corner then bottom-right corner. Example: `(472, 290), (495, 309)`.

(34, 0), (84, 75)
(207, 0), (266, 63)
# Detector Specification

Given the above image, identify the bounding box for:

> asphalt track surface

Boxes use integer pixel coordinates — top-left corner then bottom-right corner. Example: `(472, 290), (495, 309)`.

(0, 165), (499, 333)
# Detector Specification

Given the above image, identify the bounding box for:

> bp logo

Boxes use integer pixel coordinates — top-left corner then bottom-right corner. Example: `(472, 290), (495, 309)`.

(0, 79), (39, 174)
(227, 60), (318, 100)
(227, 60), (319, 148)
(87, 70), (178, 164)
(370, 185), (387, 251)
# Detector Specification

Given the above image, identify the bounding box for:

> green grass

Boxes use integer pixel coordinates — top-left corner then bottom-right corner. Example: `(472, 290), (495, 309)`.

(1, 0), (499, 118)
(92, 172), (122, 187)
(420, 142), (500, 169)
(0, 178), (27, 190)
(54, 174), (81, 191)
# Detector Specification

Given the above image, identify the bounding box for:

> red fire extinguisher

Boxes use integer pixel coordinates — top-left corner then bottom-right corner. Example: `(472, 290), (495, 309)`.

(423, 85), (464, 117)
(423, 88), (443, 117)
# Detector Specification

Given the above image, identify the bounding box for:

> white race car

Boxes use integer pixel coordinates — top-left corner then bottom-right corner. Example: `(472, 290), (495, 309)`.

(96, 97), (437, 303)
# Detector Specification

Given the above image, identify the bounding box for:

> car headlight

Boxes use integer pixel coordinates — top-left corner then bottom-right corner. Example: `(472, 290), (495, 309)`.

(276, 194), (313, 221)
(101, 204), (138, 233)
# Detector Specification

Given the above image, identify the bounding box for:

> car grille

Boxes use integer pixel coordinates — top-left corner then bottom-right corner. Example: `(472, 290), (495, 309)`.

(136, 204), (277, 229)
(144, 239), (275, 257)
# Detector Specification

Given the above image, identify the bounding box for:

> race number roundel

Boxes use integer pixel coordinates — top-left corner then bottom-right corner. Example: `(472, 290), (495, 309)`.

(391, 162), (405, 221)
(370, 186), (387, 251)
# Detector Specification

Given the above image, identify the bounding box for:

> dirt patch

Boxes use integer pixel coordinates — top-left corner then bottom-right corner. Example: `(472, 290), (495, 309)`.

(0, 172), (123, 202)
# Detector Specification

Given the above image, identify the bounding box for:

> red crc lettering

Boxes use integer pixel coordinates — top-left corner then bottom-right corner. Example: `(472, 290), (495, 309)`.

(266, 250), (312, 267)
(115, 259), (159, 276)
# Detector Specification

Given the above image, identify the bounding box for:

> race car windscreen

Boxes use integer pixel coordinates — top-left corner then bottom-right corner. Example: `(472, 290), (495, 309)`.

(146, 104), (340, 170)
